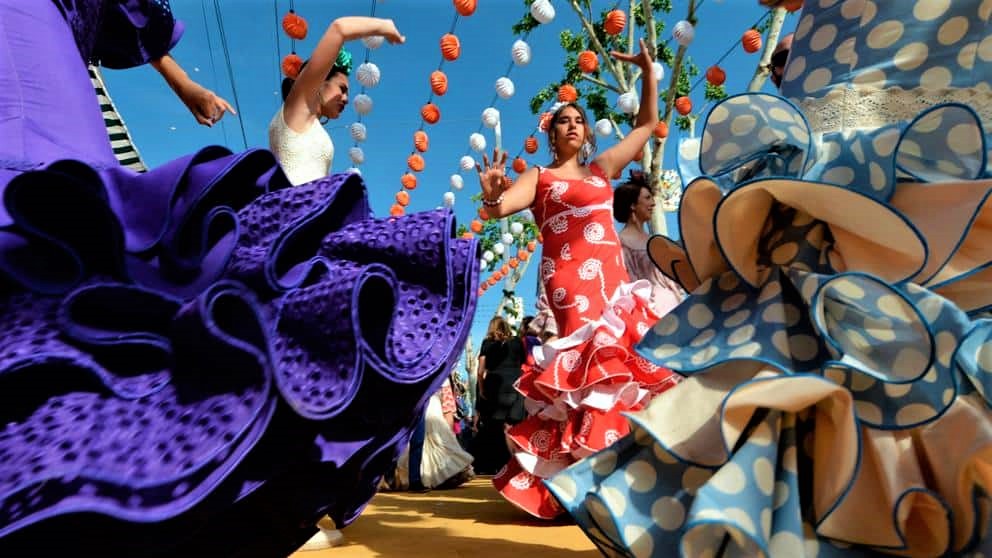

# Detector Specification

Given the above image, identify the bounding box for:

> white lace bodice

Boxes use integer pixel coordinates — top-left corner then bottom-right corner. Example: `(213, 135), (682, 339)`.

(268, 107), (334, 186)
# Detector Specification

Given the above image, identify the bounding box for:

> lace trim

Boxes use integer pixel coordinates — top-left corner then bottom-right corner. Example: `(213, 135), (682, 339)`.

(796, 86), (992, 134)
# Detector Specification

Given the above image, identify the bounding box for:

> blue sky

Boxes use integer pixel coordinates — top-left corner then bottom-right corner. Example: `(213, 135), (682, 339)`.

(101, 0), (795, 358)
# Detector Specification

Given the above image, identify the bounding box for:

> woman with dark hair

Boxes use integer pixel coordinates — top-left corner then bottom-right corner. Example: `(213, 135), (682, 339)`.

(268, 17), (403, 186)
(613, 172), (684, 317)
(475, 39), (681, 518)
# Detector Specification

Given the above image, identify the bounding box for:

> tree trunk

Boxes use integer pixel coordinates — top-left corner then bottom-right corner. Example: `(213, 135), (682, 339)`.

(747, 7), (788, 92)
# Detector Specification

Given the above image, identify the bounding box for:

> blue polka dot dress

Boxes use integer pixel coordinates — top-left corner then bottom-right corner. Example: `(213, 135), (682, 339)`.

(545, 1), (992, 556)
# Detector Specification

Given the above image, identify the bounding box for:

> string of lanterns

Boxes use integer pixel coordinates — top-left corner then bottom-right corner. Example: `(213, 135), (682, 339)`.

(346, 2), (385, 175)
(386, 0), (479, 218)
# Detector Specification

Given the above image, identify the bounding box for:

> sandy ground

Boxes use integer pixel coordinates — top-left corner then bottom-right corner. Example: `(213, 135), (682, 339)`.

(292, 477), (599, 558)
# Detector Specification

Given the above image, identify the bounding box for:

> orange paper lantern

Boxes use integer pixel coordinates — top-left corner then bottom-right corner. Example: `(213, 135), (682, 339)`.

(470, 220), (483, 233)
(487, 277), (497, 286)
(454, 0), (477, 16)
(389, 204), (405, 217)
(509, 259), (519, 269)
(524, 137), (538, 154)
(281, 53), (302, 78)
(742, 29), (762, 53)
(501, 264), (510, 275)
(784, 0), (803, 12)
(401, 173), (418, 190)
(478, 207), (490, 221)
(440, 34), (461, 61)
(706, 65), (727, 86)
(558, 84), (578, 103)
(493, 271), (504, 281)
(578, 51), (598, 73)
(519, 250), (530, 261)
(675, 96), (692, 116)
(407, 154), (425, 172)
(654, 121), (669, 138)
(421, 103), (440, 124)
(430, 71), (448, 96)
(527, 240), (537, 251)
(282, 11), (308, 40)
(413, 130), (429, 153)
(512, 157), (527, 173)
(604, 10), (627, 35)
(395, 190), (410, 206)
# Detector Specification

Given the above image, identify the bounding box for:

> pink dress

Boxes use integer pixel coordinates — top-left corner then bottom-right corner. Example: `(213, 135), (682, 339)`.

(620, 235), (685, 317)
(493, 163), (681, 518)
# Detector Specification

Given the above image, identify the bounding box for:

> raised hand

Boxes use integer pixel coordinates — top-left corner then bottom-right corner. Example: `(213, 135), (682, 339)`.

(476, 149), (509, 202)
(611, 38), (655, 74)
(376, 19), (406, 45)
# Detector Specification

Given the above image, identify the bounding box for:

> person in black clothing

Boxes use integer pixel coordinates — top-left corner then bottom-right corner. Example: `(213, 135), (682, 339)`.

(471, 316), (527, 474)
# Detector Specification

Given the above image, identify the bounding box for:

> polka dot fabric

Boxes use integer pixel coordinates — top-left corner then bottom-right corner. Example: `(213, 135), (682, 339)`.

(492, 164), (681, 519)
(550, 1), (992, 556)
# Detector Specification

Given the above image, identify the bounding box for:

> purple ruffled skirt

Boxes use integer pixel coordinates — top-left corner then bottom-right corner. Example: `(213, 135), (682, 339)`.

(0, 2), (479, 555)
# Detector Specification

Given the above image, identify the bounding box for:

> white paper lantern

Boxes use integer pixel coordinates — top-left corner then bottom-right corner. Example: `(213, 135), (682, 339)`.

(353, 94), (373, 116)
(442, 191), (455, 207)
(362, 35), (385, 49)
(652, 62), (665, 82)
(349, 122), (367, 142)
(511, 39), (532, 66)
(346, 167), (361, 175)
(530, 0), (555, 24)
(479, 259), (488, 269)
(469, 133), (487, 153)
(348, 147), (365, 164)
(495, 77), (515, 99)
(501, 233), (514, 245)
(673, 20), (695, 46)
(509, 221), (524, 235)
(460, 156), (476, 171)
(492, 243), (505, 255)
(617, 91), (639, 114)
(482, 250), (494, 262)
(594, 118), (613, 138)
(450, 174), (464, 190)
(356, 62), (381, 88)
(482, 107), (500, 128)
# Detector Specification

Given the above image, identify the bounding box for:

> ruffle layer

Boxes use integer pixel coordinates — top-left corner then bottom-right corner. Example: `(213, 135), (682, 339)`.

(550, 266), (992, 556)
(0, 150), (478, 554)
(494, 281), (680, 519)
(550, 92), (992, 557)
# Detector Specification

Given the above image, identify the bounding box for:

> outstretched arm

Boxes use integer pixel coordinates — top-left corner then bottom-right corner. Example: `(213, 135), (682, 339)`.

(594, 38), (659, 178)
(476, 150), (538, 219)
(151, 54), (235, 127)
(283, 17), (404, 129)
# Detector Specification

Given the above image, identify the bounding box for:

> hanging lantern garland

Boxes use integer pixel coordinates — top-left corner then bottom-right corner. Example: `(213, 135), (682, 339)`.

(388, 1), (473, 218)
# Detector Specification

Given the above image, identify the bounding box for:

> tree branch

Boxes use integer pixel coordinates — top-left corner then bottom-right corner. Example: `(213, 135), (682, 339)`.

(748, 7), (787, 92)
(579, 73), (622, 94)
(567, 0), (628, 91)
(609, 116), (627, 141)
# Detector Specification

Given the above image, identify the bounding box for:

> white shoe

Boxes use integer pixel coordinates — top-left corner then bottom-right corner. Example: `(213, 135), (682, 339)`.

(297, 526), (344, 552)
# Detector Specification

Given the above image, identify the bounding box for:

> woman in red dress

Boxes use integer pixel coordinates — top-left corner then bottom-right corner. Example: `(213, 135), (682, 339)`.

(476, 39), (681, 519)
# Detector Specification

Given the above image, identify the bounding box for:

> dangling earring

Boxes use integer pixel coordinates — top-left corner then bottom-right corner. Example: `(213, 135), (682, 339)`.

(315, 89), (330, 125)
(580, 142), (592, 163)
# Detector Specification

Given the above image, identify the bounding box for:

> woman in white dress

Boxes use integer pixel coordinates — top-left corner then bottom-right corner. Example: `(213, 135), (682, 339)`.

(267, 16), (404, 552)
(268, 16), (403, 186)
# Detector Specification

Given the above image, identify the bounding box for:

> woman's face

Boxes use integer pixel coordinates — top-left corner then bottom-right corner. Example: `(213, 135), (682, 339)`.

(552, 106), (587, 155)
(319, 73), (350, 119)
(633, 186), (655, 221)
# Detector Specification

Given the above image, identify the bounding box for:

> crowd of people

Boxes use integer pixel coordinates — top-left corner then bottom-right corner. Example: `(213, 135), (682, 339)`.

(1, 0), (992, 557)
